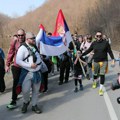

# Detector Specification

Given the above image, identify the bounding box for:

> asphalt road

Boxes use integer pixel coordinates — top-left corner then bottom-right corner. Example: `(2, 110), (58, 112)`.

(0, 50), (120, 120)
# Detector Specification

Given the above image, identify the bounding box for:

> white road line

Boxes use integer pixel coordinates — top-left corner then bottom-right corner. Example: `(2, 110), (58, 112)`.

(103, 87), (118, 120)
(49, 74), (118, 119)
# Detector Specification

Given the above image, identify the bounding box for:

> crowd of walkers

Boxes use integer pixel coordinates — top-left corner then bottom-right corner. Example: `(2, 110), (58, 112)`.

(0, 29), (115, 114)
(68, 31), (115, 95)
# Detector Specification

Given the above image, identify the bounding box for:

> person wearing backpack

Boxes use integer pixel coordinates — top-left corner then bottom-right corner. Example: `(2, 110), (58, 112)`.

(0, 48), (5, 93)
(6, 29), (26, 109)
(16, 32), (42, 114)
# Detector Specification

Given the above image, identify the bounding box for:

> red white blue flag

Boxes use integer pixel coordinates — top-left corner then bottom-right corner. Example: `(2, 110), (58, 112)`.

(36, 9), (72, 56)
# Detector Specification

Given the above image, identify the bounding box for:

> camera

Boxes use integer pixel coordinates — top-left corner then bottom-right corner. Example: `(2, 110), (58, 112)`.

(111, 73), (120, 90)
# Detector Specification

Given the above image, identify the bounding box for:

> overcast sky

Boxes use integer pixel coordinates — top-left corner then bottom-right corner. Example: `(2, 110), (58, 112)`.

(0, 0), (46, 18)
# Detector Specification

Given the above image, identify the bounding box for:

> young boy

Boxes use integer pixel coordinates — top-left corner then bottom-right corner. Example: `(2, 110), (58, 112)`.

(74, 50), (86, 92)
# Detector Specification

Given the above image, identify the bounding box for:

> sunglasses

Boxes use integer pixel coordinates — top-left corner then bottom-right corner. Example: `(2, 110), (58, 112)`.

(18, 34), (24, 37)
(29, 37), (36, 40)
(96, 35), (102, 38)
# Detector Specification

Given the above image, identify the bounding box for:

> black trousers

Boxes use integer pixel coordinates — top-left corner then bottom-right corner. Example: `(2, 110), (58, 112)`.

(59, 61), (70, 83)
(42, 71), (48, 90)
(0, 67), (5, 92)
(11, 65), (21, 102)
(0, 57), (5, 92)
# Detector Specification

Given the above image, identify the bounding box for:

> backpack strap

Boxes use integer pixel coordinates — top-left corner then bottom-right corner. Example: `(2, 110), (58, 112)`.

(21, 43), (31, 61)
(32, 44), (40, 53)
(21, 43), (39, 62)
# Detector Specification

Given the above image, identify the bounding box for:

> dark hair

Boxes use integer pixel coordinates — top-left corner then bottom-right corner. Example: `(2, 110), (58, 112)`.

(96, 31), (102, 34)
(78, 35), (83, 39)
(74, 31), (78, 34)
(87, 35), (92, 40)
(13, 34), (18, 37)
(47, 32), (52, 36)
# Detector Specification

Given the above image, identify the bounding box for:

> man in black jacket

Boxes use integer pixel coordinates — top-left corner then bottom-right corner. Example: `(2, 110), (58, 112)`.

(82, 31), (115, 96)
(58, 51), (71, 85)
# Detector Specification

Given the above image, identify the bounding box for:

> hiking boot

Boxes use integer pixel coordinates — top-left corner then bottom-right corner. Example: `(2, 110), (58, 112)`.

(74, 87), (78, 93)
(80, 85), (83, 91)
(7, 101), (17, 109)
(21, 102), (30, 113)
(32, 105), (42, 114)
(92, 82), (97, 89)
(99, 89), (104, 96)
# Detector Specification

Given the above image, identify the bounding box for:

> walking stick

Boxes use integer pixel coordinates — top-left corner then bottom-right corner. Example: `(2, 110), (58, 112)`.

(71, 41), (86, 77)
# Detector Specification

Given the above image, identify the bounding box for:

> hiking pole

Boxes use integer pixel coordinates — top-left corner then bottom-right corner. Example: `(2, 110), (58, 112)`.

(71, 41), (86, 77)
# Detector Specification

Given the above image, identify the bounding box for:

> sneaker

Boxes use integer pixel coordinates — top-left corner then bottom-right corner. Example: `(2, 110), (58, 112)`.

(74, 87), (78, 93)
(43, 89), (48, 93)
(32, 105), (42, 114)
(7, 101), (17, 109)
(21, 102), (30, 113)
(92, 82), (97, 89)
(80, 85), (83, 91)
(99, 89), (104, 96)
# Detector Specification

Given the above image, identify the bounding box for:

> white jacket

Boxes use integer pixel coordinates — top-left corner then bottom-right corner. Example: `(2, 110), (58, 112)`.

(80, 41), (92, 57)
(16, 44), (42, 72)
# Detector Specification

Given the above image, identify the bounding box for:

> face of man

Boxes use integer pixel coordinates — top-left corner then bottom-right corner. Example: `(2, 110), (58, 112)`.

(95, 32), (102, 41)
(27, 37), (36, 46)
(17, 29), (25, 43)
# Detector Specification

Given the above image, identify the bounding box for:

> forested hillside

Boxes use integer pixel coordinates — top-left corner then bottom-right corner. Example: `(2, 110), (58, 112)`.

(0, 0), (120, 52)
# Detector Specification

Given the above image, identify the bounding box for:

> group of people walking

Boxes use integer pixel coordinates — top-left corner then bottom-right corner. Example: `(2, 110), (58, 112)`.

(0, 29), (115, 114)
(69, 31), (115, 95)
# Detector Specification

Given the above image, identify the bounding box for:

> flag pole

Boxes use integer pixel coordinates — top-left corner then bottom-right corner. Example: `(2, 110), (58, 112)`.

(71, 40), (86, 77)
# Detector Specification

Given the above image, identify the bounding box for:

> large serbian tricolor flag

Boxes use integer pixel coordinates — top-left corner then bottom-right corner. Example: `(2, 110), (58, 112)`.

(36, 9), (72, 56)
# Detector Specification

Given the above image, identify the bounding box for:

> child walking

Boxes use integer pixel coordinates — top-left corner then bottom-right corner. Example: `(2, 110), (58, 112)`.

(73, 50), (86, 92)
